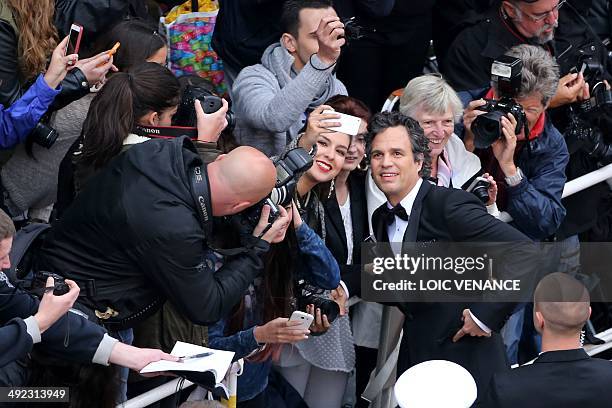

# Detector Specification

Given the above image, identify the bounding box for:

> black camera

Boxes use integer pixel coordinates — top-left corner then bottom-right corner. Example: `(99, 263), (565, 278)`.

(240, 147), (313, 229)
(32, 272), (69, 296)
(172, 84), (235, 131)
(567, 49), (612, 120)
(471, 98), (527, 149)
(296, 279), (340, 324)
(466, 176), (491, 204)
(29, 121), (59, 149)
(471, 56), (527, 149)
(341, 17), (367, 42)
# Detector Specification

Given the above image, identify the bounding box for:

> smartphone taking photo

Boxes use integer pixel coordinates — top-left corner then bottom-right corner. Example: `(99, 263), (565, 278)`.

(66, 23), (83, 55)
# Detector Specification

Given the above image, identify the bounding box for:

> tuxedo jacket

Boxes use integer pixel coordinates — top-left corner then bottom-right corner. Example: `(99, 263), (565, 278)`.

(324, 171), (368, 297)
(483, 349), (612, 408)
(372, 180), (532, 396)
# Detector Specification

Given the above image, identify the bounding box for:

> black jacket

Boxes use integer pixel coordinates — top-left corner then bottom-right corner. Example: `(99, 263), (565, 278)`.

(212, 0), (286, 72)
(372, 181), (533, 397)
(482, 349), (612, 408)
(0, 272), (109, 368)
(323, 171), (368, 297)
(38, 137), (270, 331)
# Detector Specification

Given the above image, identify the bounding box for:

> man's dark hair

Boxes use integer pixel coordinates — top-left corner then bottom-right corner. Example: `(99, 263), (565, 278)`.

(281, 0), (333, 38)
(0, 209), (15, 239)
(366, 111), (432, 179)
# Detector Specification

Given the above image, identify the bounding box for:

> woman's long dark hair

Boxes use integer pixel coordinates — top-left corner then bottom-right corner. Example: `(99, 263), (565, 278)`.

(225, 226), (300, 362)
(92, 19), (166, 71)
(79, 62), (180, 169)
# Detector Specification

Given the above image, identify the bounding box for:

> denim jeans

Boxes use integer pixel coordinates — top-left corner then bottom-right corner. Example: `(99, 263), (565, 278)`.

(114, 328), (134, 403)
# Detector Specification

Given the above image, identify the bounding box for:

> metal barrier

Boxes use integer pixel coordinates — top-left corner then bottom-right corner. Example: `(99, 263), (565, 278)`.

(117, 361), (242, 408)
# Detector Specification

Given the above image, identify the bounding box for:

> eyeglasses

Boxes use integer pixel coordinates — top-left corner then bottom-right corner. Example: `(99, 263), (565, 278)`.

(517, 0), (566, 23)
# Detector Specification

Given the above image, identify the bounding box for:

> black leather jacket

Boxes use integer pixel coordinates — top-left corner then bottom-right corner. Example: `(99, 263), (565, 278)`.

(38, 137), (271, 331)
(0, 18), (89, 110)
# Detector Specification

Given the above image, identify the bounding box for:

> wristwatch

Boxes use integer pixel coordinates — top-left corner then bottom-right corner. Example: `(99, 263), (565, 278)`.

(505, 167), (524, 187)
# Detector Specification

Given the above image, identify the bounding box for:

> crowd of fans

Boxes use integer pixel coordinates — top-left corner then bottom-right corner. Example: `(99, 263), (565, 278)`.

(1, 0), (612, 407)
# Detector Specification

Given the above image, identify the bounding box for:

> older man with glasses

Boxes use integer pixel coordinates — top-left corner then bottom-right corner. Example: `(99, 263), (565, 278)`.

(441, 0), (588, 107)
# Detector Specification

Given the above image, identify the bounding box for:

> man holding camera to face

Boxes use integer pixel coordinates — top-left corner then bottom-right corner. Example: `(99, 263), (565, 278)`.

(232, 0), (347, 157)
(444, 0), (612, 244)
(35, 136), (289, 334)
(459, 44), (569, 366)
(460, 44), (568, 241)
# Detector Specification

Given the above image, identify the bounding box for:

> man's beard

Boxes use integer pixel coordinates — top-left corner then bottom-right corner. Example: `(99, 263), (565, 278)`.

(533, 21), (558, 44)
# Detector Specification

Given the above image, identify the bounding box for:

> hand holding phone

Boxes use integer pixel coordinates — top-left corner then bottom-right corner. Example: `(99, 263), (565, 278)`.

(321, 110), (362, 136)
(44, 36), (78, 89)
(289, 311), (315, 331)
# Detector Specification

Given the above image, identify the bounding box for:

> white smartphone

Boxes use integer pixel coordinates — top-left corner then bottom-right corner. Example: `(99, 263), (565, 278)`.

(66, 23), (83, 55)
(321, 110), (362, 136)
(289, 311), (314, 331)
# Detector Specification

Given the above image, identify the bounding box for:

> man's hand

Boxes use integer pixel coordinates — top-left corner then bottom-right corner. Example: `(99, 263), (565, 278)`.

(452, 309), (491, 343)
(109, 342), (179, 372)
(290, 200), (303, 229)
(34, 277), (80, 334)
(299, 105), (341, 151)
(549, 72), (589, 108)
(195, 98), (229, 143)
(462, 99), (488, 152)
(306, 304), (331, 333)
(253, 318), (309, 344)
(491, 113), (518, 177)
(331, 284), (348, 316)
(44, 36), (78, 89)
(481, 173), (498, 206)
(315, 16), (345, 66)
(253, 205), (291, 244)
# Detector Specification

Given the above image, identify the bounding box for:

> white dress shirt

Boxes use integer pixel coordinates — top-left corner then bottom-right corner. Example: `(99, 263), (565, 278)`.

(384, 177), (491, 334)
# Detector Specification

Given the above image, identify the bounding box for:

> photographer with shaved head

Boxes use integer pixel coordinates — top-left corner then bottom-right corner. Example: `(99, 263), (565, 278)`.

(36, 136), (287, 333)
(483, 273), (612, 407)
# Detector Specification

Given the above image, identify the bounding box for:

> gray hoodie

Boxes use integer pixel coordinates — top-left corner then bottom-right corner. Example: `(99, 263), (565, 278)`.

(232, 42), (347, 157)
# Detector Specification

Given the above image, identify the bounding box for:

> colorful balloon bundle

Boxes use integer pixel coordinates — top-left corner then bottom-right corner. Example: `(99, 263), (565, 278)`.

(161, 0), (227, 96)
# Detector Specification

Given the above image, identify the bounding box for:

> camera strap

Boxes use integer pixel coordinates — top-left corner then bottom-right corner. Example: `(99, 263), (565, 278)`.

(133, 125), (198, 140)
(190, 163), (214, 238)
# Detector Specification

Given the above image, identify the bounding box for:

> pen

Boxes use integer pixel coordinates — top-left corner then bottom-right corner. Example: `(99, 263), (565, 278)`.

(177, 352), (213, 362)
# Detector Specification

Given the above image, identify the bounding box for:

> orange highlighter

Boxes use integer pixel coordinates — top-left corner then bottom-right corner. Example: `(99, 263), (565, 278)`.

(98, 42), (120, 67)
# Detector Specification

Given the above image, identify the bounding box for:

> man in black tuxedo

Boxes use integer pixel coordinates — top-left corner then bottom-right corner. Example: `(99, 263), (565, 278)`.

(483, 273), (612, 407)
(368, 111), (534, 397)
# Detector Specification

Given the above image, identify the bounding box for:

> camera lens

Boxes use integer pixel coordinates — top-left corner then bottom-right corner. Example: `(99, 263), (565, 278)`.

(472, 111), (504, 149)
(301, 295), (340, 323)
(471, 181), (490, 204)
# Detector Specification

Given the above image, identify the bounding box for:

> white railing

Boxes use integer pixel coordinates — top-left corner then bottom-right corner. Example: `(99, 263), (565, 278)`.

(118, 378), (194, 408)
(118, 361), (242, 408)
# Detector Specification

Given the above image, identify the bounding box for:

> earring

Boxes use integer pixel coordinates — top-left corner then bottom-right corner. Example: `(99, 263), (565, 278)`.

(580, 330), (585, 347)
(358, 155), (369, 171)
(327, 178), (335, 199)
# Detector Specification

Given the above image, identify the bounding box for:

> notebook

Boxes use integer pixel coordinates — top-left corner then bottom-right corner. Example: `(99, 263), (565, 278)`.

(140, 341), (235, 397)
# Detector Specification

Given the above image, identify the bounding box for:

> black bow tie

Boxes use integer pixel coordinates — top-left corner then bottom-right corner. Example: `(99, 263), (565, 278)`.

(382, 204), (409, 226)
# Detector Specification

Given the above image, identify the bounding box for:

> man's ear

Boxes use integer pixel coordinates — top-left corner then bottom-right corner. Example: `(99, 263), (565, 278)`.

(534, 311), (545, 333)
(415, 154), (424, 173)
(501, 1), (518, 19)
(214, 153), (227, 162)
(281, 33), (298, 54)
